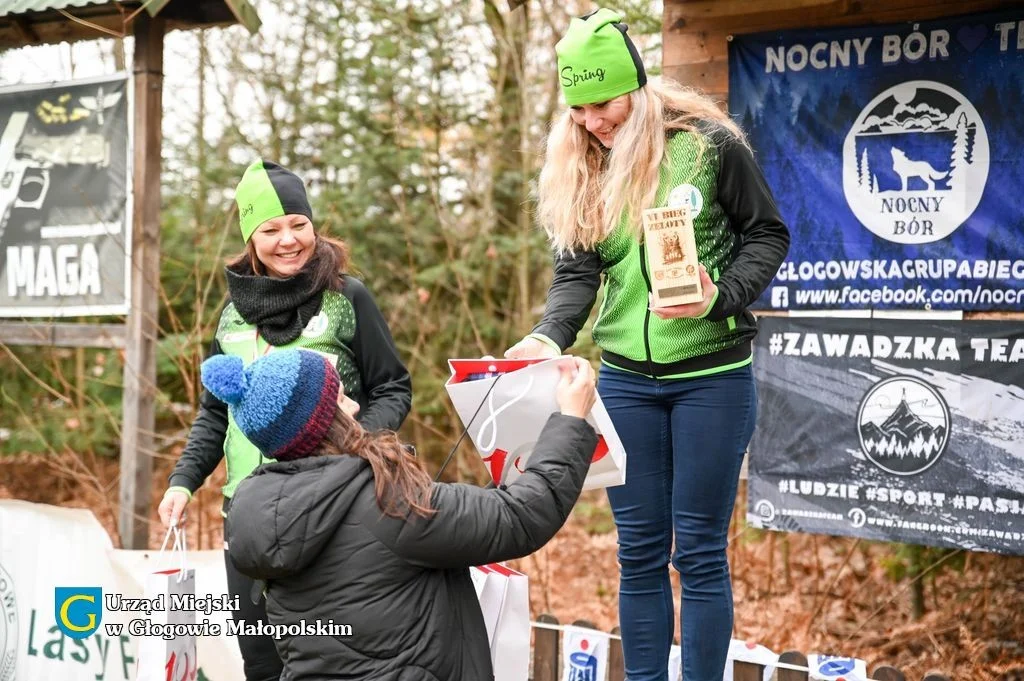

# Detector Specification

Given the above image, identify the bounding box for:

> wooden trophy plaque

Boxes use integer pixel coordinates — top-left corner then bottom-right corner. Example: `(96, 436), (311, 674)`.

(641, 204), (703, 307)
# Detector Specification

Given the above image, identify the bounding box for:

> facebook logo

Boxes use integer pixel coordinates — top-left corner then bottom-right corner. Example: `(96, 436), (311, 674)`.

(771, 286), (789, 308)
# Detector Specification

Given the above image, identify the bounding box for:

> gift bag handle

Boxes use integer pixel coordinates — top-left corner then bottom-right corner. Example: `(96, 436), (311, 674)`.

(475, 375), (534, 453)
(435, 373), (505, 482)
(156, 523), (189, 582)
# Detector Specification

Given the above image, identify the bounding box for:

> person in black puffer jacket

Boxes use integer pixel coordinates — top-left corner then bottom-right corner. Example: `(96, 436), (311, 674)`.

(159, 159), (412, 681)
(199, 347), (599, 681)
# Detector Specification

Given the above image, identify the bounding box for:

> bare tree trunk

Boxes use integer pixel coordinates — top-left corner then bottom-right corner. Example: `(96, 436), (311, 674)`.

(193, 29), (209, 388)
(907, 544), (927, 620)
(484, 0), (531, 330)
(195, 29), (208, 230)
(515, 5), (532, 331)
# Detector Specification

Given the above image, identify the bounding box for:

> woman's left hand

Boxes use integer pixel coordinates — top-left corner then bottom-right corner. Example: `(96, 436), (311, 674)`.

(650, 264), (717, 320)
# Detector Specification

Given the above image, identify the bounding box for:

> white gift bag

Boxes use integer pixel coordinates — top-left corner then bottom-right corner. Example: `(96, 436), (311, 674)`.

(470, 563), (530, 681)
(471, 565), (506, 645)
(135, 526), (198, 681)
(445, 357), (626, 491)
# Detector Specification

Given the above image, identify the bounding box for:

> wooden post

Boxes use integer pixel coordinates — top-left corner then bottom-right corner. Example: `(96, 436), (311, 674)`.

(778, 650), (809, 681)
(734, 661), (767, 681)
(119, 12), (164, 550)
(871, 665), (906, 681)
(532, 613), (560, 681)
(608, 626), (625, 681)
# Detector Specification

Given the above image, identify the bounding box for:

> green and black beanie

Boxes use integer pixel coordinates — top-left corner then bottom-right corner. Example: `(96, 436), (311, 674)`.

(234, 159), (313, 242)
(555, 8), (647, 106)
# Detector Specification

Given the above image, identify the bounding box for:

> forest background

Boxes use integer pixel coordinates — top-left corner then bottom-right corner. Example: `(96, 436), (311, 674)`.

(0, 1), (1021, 678)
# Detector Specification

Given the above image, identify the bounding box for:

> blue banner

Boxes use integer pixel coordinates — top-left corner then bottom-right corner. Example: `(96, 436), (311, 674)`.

(729, 10), (1024, 310)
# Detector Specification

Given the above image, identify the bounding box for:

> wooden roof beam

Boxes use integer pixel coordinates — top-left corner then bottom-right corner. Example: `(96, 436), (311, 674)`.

(10, 16), (41, 44)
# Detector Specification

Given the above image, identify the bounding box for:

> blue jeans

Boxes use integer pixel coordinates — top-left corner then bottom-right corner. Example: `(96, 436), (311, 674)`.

(599, 363), (757, 681)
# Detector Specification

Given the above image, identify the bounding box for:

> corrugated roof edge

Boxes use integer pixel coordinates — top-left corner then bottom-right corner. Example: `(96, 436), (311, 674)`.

(0, 0), (109, 20)
(2, 0), (261, 33)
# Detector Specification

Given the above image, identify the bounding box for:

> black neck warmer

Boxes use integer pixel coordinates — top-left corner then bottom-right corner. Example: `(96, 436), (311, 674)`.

(225, 257), (325, 346)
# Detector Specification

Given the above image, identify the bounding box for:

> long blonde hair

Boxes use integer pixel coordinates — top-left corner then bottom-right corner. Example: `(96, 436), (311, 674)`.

(537, 77), (745, 253)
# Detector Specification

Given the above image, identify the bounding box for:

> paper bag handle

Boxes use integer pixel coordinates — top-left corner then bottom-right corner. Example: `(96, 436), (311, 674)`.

(475, 375), (534, 453)
(156, 523), (189, 582)
(435, 373), (505, 482)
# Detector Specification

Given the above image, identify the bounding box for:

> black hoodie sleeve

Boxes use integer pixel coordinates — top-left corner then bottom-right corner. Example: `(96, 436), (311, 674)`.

(530, 248), (603, 352)
(374, 414), (597, 569)
(167, 339), (228, 494)
(345, 277), (412, 432)
(704, 132), (790, 321)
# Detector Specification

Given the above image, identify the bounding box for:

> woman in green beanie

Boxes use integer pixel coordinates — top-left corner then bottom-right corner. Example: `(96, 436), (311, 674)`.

(157, 160), (412, 681)
(506, 8), (790, 681)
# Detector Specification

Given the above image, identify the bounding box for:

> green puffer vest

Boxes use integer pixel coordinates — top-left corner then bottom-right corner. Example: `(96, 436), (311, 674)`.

(592, 130), (754, 377)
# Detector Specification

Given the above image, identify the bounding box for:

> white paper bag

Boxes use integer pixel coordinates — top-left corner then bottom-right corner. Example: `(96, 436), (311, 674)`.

(136, 526), (198, 681)
(472, 565), (507, 644)
(471, 563), (529, 681)
(562, 626), (609, 681)
(445, 357), (626, 491)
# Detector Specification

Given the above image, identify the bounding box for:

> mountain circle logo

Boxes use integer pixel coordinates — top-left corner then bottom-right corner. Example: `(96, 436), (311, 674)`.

(0, 563), (17, 681)
(753, 499), (777, 524)
(842, 80), (989, 245)
(856, 376), (951, 476)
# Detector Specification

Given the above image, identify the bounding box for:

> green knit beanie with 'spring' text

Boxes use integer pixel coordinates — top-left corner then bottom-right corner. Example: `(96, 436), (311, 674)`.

(234, 159), (313, 242)
(555, 8), (647, 106)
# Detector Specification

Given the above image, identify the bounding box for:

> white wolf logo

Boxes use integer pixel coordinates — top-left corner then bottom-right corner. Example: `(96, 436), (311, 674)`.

(890, 147), (948, 191)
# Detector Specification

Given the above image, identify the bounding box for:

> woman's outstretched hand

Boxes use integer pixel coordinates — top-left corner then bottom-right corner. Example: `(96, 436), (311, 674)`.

(555, 356), (597, 419)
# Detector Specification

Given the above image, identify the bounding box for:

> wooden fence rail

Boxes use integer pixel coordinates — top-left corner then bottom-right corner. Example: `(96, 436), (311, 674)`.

(530, 614), (953, 681)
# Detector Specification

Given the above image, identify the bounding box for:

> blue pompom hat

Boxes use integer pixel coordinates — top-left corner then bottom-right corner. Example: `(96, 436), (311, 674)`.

(200, 349), (341, 461)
